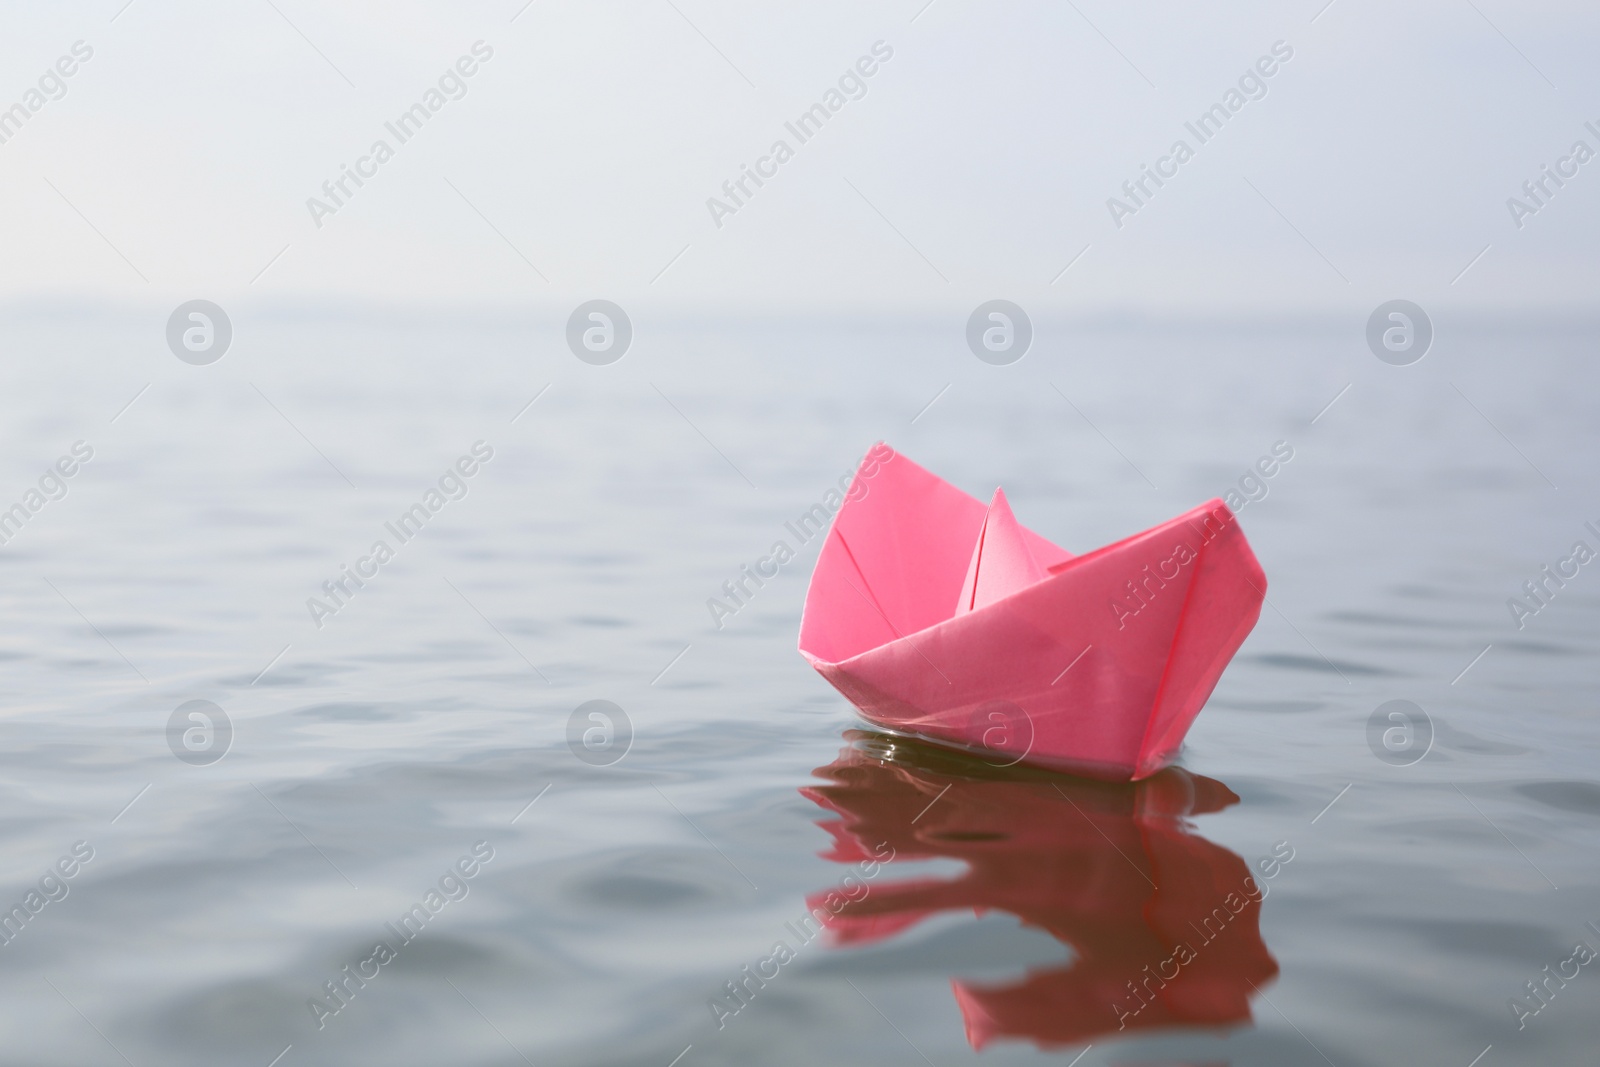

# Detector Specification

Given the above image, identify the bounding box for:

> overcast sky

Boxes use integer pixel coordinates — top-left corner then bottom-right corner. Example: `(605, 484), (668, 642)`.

(1, 0), (1596, 317)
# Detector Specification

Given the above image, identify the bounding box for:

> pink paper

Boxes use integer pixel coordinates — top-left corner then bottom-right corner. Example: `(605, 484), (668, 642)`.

(798, 444), (1266, 780)
(956, 489), (1046, 616)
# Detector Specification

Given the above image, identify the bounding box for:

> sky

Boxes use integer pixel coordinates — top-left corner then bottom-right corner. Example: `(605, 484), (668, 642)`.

(0, 0), (1597, 318)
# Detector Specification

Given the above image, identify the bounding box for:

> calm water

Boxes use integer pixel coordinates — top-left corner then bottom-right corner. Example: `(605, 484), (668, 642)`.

(0, 309), (1596, 1065)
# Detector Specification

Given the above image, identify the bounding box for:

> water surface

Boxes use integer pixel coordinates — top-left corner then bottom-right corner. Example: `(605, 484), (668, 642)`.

(0, 311), (1594, 1066)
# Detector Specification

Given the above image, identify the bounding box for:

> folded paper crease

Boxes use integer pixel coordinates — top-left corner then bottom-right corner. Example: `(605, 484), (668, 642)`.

(957, 488), (1046, 616)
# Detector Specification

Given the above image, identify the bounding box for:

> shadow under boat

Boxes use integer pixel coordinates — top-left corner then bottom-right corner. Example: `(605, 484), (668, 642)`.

(800, 729), (1280, 1051)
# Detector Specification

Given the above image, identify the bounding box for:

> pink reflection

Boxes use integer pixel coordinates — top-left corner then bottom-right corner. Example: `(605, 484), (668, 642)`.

(802, 731), (1278, 1051)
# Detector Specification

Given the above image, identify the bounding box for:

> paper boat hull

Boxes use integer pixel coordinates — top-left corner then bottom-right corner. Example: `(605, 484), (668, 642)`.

(799, 449), (1265, 781)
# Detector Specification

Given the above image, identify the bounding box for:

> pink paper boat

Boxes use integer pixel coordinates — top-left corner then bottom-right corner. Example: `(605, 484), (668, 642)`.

(798, 444), (1266, 781)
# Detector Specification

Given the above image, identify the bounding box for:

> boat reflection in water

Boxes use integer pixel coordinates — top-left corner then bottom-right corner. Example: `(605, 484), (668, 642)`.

(801, 730), (1279, 1051)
